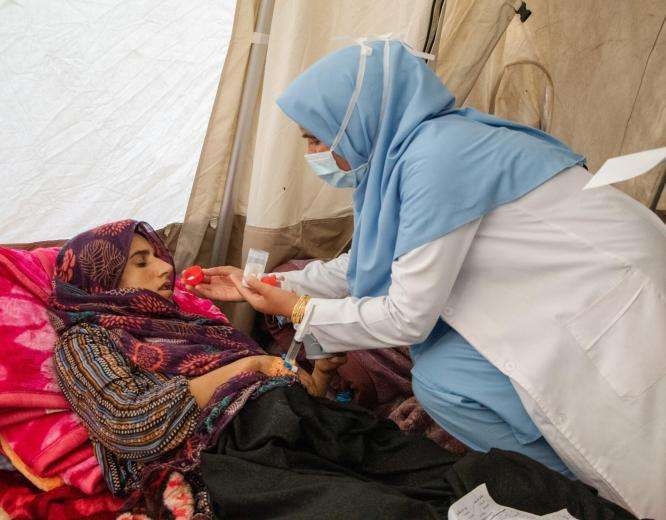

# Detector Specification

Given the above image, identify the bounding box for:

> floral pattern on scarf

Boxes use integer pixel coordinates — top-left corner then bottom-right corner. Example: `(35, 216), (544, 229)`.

(49, 220), (263, 377)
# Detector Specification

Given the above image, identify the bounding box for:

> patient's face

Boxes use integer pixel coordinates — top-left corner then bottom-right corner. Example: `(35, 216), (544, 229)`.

(300, 127), (351, 171)
(119, 234), (174, 299)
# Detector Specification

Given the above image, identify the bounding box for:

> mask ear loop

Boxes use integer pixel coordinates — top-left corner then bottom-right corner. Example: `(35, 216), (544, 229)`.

(333, 34), (434, 61)
(325, 37), (393, 184)
(338, 39), (393, 189)
(363, 39), (392, 167)
(330, 38), (392, 182)
(398, 38), (435, 61)
(329, 38), (371, 152)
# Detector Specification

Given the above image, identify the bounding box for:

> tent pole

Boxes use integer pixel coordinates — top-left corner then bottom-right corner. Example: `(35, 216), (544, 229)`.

(649, 167), (666, 211)
(210, 0), (275, 266)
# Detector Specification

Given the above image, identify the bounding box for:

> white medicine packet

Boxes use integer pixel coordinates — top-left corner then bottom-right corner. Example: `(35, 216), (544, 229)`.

(242, 248), (269, 287)
(448, 484), (577, 520)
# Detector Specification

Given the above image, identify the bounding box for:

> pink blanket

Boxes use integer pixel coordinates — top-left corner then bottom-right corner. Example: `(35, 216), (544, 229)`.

(0, 469), (123, 520)
(0, 245), (225, 494)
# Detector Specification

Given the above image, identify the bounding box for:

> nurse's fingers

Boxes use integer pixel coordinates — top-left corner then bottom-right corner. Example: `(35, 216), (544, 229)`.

(229, 274), (299, 317)
(244, 275), (273, 294)
(246, 276), (301, 316)
(228, 274), (259, 299)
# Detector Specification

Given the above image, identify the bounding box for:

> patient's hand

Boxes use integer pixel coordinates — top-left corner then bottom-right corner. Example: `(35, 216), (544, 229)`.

(255, 356), (318, 396)
(315, 355), (347, 374)
(190, 355), (318, 407)
(312, 355), (347, 397)
(186, 266), (244, 302)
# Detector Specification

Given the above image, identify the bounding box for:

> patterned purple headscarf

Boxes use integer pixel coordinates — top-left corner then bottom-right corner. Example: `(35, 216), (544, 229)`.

(48, 219), (263, 376)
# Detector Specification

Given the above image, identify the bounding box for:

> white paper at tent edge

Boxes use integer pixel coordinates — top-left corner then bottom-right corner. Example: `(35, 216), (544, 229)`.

(583, 147), (666, 190)
(447, 483), (576, 520)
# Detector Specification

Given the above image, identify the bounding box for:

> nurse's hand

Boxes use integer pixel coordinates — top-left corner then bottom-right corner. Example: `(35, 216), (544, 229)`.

(185, 266), (245, 302)
(229, 274), (300, 318)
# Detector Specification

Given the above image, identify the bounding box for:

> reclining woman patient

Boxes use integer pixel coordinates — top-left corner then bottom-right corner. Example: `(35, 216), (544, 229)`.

(49, 220), (637, 519)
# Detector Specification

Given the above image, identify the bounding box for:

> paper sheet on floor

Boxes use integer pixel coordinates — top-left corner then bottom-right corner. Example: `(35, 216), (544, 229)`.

(448, 483), (577, 520)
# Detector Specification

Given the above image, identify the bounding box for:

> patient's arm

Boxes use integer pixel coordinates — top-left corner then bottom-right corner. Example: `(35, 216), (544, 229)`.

(53, 323), (199, 462)
(311, 355), (348, 397)
(54, 324), (317, 461)
(189, 355), (316, 406)
(188, 357), (261, 407)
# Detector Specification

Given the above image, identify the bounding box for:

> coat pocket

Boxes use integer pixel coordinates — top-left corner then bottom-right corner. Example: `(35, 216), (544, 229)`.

(566, 268), (666, 398)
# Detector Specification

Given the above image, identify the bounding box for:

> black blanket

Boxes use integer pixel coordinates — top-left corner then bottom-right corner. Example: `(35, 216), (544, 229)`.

(201, 385), (636, 520)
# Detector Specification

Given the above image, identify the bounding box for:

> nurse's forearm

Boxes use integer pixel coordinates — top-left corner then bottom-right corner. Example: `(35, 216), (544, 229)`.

(306, 296), (435, 353)
(279, 254), (350, 299)
(304, 221), (481, 353)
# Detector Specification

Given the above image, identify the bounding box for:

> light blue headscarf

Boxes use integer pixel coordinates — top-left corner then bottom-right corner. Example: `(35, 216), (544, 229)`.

(278, 39), (585, 298)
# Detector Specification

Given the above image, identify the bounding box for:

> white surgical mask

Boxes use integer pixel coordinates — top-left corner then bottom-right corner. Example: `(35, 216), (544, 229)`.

(304, 151), (367, 188)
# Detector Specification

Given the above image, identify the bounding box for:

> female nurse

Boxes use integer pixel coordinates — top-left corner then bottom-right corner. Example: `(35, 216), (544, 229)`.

(194, 39), (666, 519)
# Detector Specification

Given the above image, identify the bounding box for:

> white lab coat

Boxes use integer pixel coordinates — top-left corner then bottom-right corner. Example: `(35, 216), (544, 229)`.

(280, 166), (666, 518)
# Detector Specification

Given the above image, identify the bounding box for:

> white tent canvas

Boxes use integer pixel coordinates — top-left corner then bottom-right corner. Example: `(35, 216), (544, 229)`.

(0, 0), (236, 244)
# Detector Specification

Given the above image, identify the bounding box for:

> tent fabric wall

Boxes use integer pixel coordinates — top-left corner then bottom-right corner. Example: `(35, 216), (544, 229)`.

(175, 0), (665, 271)
(175, 0), (525, 270)
(175, 0), (440, 271)
(0, 0), (237, 245)
(240, 0), (437, 270)
(432, 0), (524, 104)
(462, 0), (666, 208)
(173, 0), (262, 270)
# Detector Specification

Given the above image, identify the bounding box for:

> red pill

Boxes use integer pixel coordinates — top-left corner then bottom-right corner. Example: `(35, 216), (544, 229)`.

(182, 265), (204, 286)
(261, 275), (279, 287)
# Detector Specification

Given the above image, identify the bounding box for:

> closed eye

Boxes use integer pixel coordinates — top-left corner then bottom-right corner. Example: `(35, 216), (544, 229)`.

(129, 250), (150, 267)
